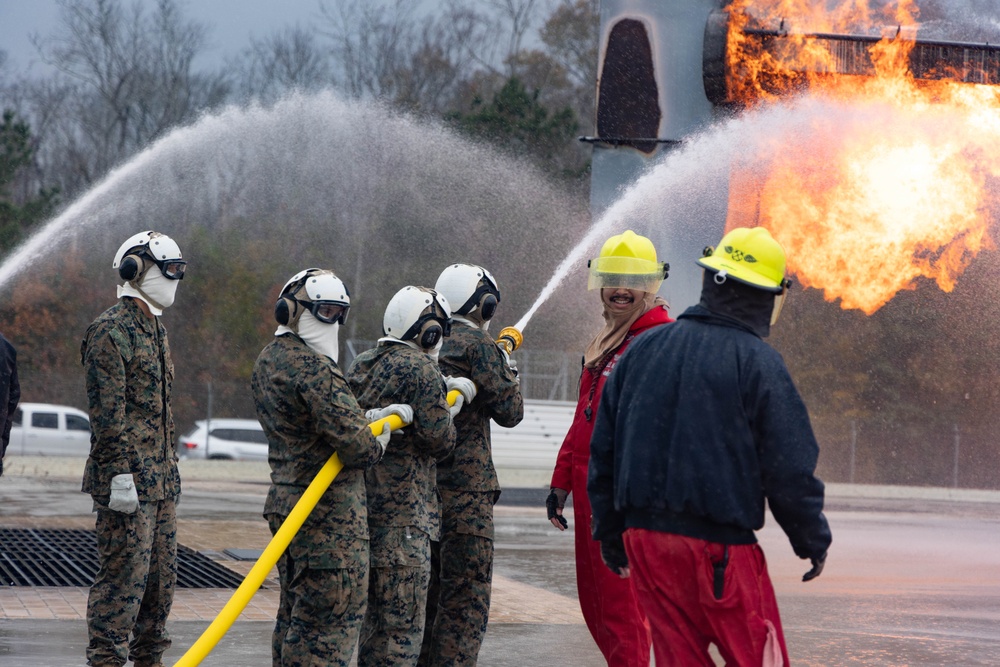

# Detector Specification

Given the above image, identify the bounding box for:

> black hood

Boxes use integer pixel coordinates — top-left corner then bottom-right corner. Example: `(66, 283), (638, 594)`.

(698, 270), (775, 338)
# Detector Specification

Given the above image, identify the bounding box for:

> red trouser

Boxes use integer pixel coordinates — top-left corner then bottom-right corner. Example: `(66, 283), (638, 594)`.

(572, 465), (651, 666)
(624, 528), (788, 667)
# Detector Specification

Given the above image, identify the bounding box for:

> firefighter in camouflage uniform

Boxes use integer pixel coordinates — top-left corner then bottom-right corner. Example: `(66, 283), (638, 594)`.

(81, 231), (187, 667)
(347, 285), (465, 666)
(252, 268), (390, 667)
(419, 264), (524, 667)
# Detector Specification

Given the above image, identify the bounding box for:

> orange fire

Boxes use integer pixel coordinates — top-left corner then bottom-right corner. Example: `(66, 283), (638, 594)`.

(722, 0), (1000, 314)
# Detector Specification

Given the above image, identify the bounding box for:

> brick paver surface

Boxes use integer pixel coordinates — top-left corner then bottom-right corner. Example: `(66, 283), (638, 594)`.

(0, 458), (584, 626)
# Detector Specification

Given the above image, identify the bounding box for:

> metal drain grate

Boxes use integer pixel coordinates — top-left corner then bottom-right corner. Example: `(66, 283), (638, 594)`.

(0, 528), (246, 588)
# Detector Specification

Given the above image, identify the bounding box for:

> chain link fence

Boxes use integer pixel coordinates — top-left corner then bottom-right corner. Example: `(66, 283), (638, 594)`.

(20, 350), (1000, 491)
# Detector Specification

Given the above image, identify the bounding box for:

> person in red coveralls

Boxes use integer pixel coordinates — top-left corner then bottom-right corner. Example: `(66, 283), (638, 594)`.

(546, 230), (671, 666)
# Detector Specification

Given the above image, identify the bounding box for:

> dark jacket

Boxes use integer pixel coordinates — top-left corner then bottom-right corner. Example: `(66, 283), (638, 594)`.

(0, 332), (20, 474)
(587, 304), (831, 561)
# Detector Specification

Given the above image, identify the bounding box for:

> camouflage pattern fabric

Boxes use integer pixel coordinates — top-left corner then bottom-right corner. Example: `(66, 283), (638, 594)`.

(81, 297), (179, 500)
(420, 490), (495, 667)
(266, 515), (369, 667)
(357, 525), (432, 667)
(252, 333), (383, 534)
(80, 297), (179, 667)
(420, 323), (523, 666)
(252, 333), (384, 667)
(86, 496), (177, 666)
(435, 324), (522, 492)
(346, 342), (455, 535)
(347, 342), (455, 666)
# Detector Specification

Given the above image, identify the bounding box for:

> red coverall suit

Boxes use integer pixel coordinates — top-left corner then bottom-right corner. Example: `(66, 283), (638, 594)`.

(549, 306), (672, 666)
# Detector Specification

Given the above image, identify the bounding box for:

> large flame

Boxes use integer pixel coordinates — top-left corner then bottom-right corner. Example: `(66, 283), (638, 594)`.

(723, 0), (1000, 314)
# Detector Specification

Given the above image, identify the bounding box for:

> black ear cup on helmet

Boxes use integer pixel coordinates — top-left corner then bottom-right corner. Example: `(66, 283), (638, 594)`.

(118, 254), (146, 281)
(419, 322), (444, 349)
(479, 294), (498, 321)
(274, 296), (297, 325)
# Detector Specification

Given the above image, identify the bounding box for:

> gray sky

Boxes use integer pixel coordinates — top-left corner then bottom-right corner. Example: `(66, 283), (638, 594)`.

(0, 0), (328, 75)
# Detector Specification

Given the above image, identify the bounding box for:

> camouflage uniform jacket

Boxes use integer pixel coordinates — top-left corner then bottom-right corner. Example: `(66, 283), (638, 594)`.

(80, 297), (179, 501)
(252, 333), (383, 539)
(437, 323), (524, 492)
(347, 342), (455, 536)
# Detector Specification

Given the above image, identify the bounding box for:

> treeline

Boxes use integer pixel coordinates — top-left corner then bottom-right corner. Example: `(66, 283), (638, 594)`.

(1, 0), (598, 234)
(2, 0), (999, 490)
(0, 0), (599, 440)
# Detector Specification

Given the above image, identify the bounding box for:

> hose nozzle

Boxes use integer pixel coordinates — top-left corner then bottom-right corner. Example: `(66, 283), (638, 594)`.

(495, 326), (523, 355)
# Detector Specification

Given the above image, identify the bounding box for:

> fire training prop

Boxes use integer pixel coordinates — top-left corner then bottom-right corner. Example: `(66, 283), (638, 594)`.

(172, 327), (523, 667)
(703, 10), (1000, 106)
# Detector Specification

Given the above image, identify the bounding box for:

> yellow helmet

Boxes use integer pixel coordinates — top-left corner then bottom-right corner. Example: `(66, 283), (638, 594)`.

(587, 230), (669, 292)
(697, 227), (787, 293)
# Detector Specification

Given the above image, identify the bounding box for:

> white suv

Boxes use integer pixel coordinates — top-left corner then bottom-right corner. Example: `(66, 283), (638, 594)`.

(177, 419), (268, 461)
(8, 402), (92, 457)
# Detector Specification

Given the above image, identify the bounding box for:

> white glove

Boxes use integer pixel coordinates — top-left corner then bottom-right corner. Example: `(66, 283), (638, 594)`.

(374, 421), (392, 455)
(444, 376), (477, 404)
(501, 349), (518, 375)
(109, 473), (139, 514)
(448, 394), (465, 420)
(365, 403), (415, 426)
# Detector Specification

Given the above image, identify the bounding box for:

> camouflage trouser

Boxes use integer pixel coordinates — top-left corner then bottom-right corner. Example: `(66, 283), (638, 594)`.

(419, 490), (495, 667)
(358, 525), (432, 667)
(267, 514), (369, 667)
(86, 496), (177, 667)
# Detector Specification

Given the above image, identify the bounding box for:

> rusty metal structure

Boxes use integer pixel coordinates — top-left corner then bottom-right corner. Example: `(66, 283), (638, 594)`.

(586, 1), (1000, 310)
(703, 12), (1000, 105)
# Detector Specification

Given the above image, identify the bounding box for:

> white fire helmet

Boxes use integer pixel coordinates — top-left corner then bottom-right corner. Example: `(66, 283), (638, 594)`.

(434, 263), (500, 321)
(382, 286), (452, 350)
(274, 268), (350, 328)
(113, 230), (186, 282)
(113, 231), (186, 314)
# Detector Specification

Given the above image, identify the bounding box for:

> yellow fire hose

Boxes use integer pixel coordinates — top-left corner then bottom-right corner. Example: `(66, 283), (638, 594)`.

(172, 327), (522, 666)
(171, 394), (450, 667)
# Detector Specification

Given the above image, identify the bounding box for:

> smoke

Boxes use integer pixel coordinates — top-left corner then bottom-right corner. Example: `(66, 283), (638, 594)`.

(915, 0), (1000, 41)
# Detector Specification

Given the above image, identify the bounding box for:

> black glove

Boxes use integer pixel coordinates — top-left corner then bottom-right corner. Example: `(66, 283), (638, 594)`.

(600, 536), (629, 576)
(546, 488), (568, 529)
(802, 552), (827, 582)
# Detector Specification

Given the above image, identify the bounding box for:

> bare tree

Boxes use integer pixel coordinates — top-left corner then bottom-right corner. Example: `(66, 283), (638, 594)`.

(317, 0), (547, 114)
(538, 0), (598, 131)
(30, 0), (227, 187)
(484, 0), (546, 76)
(539, 0), (598, 91)
(231, 26), (332, 103)
(318, 0), (414, 100)
(0, 77), (82, 195)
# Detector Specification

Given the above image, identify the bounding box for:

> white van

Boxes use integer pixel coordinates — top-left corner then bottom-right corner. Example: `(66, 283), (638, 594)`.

(177, 418), (268, 461)
(8, 402), (92, 457)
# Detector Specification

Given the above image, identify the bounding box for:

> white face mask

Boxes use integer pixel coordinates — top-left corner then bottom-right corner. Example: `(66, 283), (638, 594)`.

(427, 338), (443, 363)
(117, 268), (179, 316)
(141, 269), (179, 309)
(297, 311), (340, 362)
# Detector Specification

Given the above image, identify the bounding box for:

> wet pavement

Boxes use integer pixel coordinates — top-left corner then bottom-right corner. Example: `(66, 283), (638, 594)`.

(2, 457), (1000, 665)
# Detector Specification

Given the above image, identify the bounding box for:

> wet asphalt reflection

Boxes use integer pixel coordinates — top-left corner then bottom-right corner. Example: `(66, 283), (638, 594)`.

(2, 471), (1000, 665)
